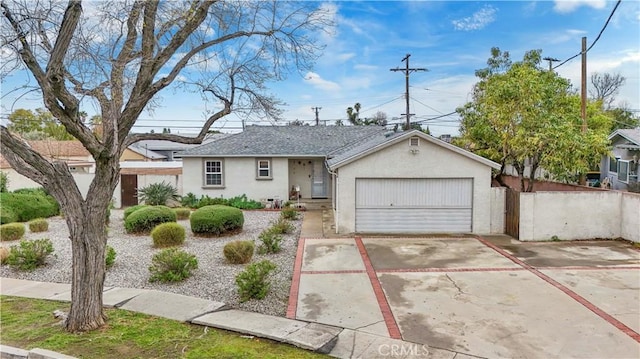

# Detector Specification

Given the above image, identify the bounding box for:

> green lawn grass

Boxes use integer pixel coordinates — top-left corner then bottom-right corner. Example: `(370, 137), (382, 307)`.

(0, 296), (329, 359)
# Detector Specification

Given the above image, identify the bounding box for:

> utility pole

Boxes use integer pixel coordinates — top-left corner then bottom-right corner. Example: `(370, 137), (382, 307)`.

(311, 107), (322, 126)
(579, 36), (588, 185)
(543, 56), (559, 71)
(390, 54), (427, 130)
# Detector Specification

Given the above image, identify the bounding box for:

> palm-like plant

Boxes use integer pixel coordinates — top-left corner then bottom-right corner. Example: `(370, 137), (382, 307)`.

(136, 181), (180, 205)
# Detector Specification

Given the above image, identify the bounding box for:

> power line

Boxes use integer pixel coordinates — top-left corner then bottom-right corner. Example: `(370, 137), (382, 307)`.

(553, 0), (621, 70)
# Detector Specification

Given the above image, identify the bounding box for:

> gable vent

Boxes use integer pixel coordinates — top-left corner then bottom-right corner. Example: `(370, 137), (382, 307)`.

(409, 137), (420, 146)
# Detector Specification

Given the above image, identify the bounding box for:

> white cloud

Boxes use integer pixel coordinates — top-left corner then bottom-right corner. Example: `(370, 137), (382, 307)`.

(553, 0), (607, 13)
(304, 71), (341, 92)
(354, 64), (378, 71)
(452, 5), (497, 31)
(541, 28), (588, 45)
(337, 53), (356, 62)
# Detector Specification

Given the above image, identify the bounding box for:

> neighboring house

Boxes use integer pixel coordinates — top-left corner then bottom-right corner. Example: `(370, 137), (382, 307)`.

(134, 133), (228, 161)
(122, 144), (167, 162)
(180, 126), (500, 235)
(27, 140), (94, 173)
(602, 128), (640, 190)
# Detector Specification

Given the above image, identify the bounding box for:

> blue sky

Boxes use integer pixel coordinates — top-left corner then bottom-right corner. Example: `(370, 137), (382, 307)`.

(2, 0), (639, 136)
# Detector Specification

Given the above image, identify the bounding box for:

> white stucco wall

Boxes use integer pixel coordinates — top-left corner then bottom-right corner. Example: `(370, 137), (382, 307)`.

(334, 139), (494, 234)
(182, 157), (290, 201)
(137, 174), (183, 196)
(518, 191), (628, 241)
(621, 192), (640, 242)
(490, 187), (506, 234)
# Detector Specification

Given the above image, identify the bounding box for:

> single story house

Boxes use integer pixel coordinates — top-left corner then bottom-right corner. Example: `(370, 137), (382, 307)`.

(179, 125), (500, 234)
(601, 128), (639, 190)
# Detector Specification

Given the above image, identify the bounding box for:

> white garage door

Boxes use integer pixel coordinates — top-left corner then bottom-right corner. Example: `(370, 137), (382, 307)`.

(355, 178), (473, 233)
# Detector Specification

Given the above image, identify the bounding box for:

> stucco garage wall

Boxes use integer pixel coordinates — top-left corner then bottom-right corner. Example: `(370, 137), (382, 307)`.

(621, 192), (640, 242)
(334, 140), (493, 234)
(137, 174), (182, 196)
(519, 191), (622, 241)
(182, 157), (289, 201)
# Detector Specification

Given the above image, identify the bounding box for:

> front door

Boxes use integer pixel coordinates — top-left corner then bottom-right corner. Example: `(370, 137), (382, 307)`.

(120, 174), (138, 207)
(311, 160), (328, 198)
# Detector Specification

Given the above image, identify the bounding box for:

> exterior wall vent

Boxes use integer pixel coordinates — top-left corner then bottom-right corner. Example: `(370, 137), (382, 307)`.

(409, 137), (420, 146)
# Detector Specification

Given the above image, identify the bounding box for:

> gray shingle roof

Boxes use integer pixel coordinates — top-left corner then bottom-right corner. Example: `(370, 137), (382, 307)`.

(614, 128), (640, 145)
(179, 125), (387, 157)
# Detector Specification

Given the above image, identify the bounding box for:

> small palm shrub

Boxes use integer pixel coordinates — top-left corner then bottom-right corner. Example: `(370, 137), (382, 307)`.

(6, 238), (54, 271)
(257, 228), (283, 254)
(190, 205), (244, 236)
(223, 240), (255, 264)
(137, 181), (180, 206)
(28, 218), (49, 232)
(1, 223), (26, 241)
(124, 206), (177, 234)
(151, 223), (186, 248)
(235, 260), (277, 302)
(281, 207), (299, 220)
(105, 245), (116, 269)
(0, 246), (9, 264)
(123, 204), (149, 220)
(149, 248), (198, 283)
(270, 218), (294, 234)
(173, 207), (191, 220)
(180, 192), (199, 208)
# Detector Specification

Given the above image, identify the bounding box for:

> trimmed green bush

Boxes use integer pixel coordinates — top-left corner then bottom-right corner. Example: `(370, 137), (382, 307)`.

(0, 172), (8, 193)
(190, 205), (244, 236)
(0, 204), (17, 225)
(0, 192), (59, 222)
(137, 181), (180, 206)
(123, 204), (149, 220)
(270, 218), (294, 234)
(6, 238), (54, 271)
(149, 248), (198, 283)
(223, 240), (255, 264)
(1, 223), (26, 241)
(236, 260), (277, 302)
(124, 206), (177, 234)
(28, 218), (49, 233)
(281, 207), (299, 220)
(257, 228), (283, 254)
(151, 223), (186, 248)
(105, 245), (116, 269)
(173, 207), (191, 220)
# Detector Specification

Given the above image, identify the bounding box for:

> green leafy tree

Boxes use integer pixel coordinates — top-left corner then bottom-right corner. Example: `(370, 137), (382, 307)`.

(457, 48), (611, 191)
(346, 104), (387, 126)
(8, 108), (73, 140)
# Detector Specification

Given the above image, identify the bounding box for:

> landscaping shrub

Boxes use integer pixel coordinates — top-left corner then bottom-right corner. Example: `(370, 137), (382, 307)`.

(137, 181), (180, 206)
(223, 240), (255, 264)
(151, 223), (186, 248)
(190, 205), (244, 236)
(0, 246), (9, 264)
(28, 218), (49, 233)
(12, 187), (49, 196)
(105, 245), (116, 269)
(235, 260), (277, 302)
(6, 238), (54, 271)
(281, 207), (299, 220)
(257, 228), (283, 254)
(227, 194), (264, 210)
(149, 248), (198, 283)
(0, 172), (8, 193)
(123, 204), (149, 220)
(180, 192), (199, 208)
(195, 195), (228, 208)
(0, 204), (17, 225)
(0, 192), (59, 222)
(270, 218), (294, 234)
(1, 223), (26, 241)
(173, 207), (191, 220)
(124, 206), (176, 234)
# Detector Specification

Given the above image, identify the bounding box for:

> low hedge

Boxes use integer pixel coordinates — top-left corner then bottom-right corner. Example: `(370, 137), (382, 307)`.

(0, 204), (17, 225)
(151, 222), (186, 248)
(0, 192), (59, 222)
(190, 205), (244, 236)
(124, 206), (176, 234)
(123, 204), (149, 220)
(1, 223), (26, 241)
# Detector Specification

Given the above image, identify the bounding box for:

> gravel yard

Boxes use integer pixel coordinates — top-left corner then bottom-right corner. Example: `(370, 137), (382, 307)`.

(0, 209), (302, 317)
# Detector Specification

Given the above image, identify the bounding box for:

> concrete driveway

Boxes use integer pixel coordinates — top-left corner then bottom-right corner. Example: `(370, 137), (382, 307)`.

(287, 234), (640, 358)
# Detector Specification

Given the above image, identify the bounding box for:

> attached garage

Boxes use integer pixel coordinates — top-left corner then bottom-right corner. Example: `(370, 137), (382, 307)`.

(355, 178), (473, 233)
(327, 130), (501, 235)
